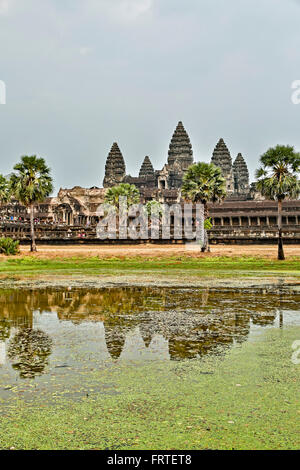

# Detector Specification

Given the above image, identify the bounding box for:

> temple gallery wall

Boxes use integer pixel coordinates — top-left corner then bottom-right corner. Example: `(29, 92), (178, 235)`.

(1, 121), (300, 244)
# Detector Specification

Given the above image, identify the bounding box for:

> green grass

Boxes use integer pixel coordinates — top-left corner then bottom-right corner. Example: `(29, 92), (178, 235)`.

(0, 255), (300, 278)
(0, 326), (299, 450)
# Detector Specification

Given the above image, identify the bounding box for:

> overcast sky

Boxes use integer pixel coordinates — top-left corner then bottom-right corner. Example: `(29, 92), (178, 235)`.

(1, 0), (300, 193)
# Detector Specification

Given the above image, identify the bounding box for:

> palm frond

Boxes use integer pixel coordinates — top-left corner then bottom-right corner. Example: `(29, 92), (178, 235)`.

(256, 145), (300, 201)
(182, 162), (227, 205)
(10, 155), (54, 206)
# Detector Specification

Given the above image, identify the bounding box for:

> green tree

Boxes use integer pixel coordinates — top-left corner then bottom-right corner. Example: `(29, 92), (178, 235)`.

(0, 174), (10, 205)
(10, 156), (53, 252)
(104, 183), (140, 210)
(256, 145), (300, 260)
(145, 200), (163, 218)
(182, 162), (227, 252)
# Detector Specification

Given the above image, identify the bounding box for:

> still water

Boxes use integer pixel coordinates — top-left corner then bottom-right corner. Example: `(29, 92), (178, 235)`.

(0, 286), (299, 400)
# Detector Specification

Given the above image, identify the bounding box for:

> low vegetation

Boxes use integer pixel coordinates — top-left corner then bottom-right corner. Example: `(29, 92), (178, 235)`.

(0, 255), (299, 278)
(0, 326), (299, 450)
(0, 237), (20, 256)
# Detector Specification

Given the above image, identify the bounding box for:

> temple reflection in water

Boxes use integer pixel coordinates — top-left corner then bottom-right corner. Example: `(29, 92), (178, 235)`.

(0, 286), (298, 377)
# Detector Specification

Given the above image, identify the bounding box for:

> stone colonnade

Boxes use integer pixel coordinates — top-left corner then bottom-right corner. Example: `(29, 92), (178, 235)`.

(212, 215), (299, 227)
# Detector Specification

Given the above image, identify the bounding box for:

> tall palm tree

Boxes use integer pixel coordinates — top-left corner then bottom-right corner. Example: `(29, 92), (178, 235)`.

(104, 183), (140, 238)
(0, 174), (10, 204)
(256, 145), (300, 260)
(104, 183), (140, 210)
(0, 174), (11, 221)
(145, 200), (163, 218)
(10, 156), (53, 252)
(182, 162), (227, 252)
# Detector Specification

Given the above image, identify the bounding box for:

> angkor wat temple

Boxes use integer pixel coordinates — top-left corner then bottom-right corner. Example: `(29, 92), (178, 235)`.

(103, 121), (252, 200)
(1, 121), (300, 243)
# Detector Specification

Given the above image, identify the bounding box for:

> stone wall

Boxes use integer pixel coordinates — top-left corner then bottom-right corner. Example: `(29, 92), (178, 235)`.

(1, 199), (299, 245)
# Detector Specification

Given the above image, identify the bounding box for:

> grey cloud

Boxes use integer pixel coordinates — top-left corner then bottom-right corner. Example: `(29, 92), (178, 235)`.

(0, 0), (300, 191)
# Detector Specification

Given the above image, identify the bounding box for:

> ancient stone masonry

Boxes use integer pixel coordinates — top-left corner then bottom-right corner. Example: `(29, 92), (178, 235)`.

(118, 121), (194, 192)
(233, 153), (250, 195)
(139, 156), (155, 178)
(167, 121), (194, 170)
(103, 142), (126, 188)
(1, 119), (299, 244)
(211, 138), (234, 194)
(102, 123), (250, 200)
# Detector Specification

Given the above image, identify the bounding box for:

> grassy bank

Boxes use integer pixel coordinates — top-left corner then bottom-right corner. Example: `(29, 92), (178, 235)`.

(0, 326), (299, 450)
(0, 255), (300, 278)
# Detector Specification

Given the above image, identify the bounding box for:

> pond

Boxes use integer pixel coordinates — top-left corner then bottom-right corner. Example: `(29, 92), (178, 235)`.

(0, 285), (299, 403)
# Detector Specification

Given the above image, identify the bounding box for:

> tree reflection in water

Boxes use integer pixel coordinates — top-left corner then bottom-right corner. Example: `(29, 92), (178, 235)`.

(0, 319), (10, 342)
(7, 328), (52, 379)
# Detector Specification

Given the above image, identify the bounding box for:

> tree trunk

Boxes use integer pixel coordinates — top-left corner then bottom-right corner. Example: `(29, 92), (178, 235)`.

(30, 203), (37, 252)
(201, 203), (210, 253)
(277, 199), (285, 260)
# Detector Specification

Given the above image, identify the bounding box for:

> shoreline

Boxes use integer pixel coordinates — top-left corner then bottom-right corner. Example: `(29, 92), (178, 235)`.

(0, 273), (300, 291)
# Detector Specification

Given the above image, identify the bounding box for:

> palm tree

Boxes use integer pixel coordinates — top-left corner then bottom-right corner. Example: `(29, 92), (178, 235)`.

(104, 183), (140, 238)
(0, 174), (11, 222)
(145, 200), (163, 218)
(256, 145), (300, 260)
(0, 174), (10, 204)
(10, 156), (53, 252)
(104, 183), (140, 210)
(182, 162), (227, 252)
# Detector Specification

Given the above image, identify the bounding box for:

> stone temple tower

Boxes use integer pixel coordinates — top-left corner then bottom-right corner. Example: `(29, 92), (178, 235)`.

(139, 156), (155, 178)
(233, 153), (250, 194)
(103, 142), (126, 188)
(211, 138), (234, 194)
(167, 121), (194, 170)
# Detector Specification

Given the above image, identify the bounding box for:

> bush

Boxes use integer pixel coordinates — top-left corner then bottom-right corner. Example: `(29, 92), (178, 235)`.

(0, 237), (20, 256)
(204, 217), (213, 230)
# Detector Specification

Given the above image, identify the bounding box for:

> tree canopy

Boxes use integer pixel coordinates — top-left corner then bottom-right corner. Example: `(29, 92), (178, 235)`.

(104, 183), (140, 209)
(182, 162), (227, 206)
(0, 174), (11, 204)
(10, 156), (53, 206)
(255, 145), (300, 201)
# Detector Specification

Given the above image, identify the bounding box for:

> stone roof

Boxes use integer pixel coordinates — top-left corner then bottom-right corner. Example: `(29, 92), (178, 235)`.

(233, 153), (249, 178)
(208, 200), (300, 210)
(211, 138), (234, 193)
(139, 156), (155, 178)
(103, 142), (126, 188)
(167, 121), (193, 170)
(233, 153), (250, 194)
(211, 138), (232, 176)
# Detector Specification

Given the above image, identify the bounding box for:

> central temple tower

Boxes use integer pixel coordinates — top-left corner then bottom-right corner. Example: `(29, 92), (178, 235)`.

(211, 138), (234, 194)
(167, 121), (194, 170)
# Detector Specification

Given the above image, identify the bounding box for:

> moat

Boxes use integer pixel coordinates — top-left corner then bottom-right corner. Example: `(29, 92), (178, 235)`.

(0, 285), (299, 404)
